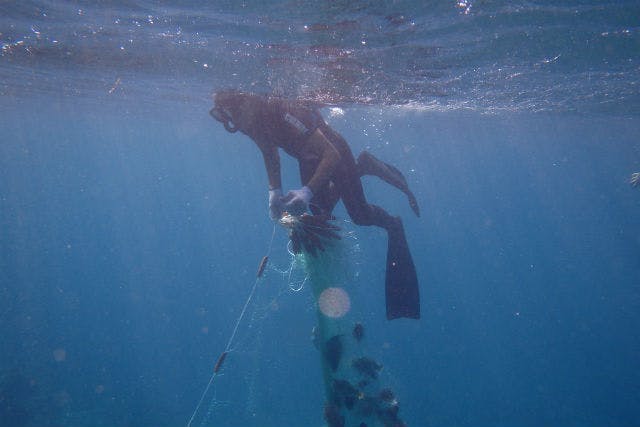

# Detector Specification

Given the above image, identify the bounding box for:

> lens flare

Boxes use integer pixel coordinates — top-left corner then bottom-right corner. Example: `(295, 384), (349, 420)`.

(318, 287), (351, 318)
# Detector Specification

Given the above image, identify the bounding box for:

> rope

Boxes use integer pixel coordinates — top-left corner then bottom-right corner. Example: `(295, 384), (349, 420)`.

(186, 223), (277, 427)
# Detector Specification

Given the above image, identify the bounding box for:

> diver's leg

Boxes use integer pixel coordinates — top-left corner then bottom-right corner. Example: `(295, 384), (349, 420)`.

(319, 127), (420, 319)
(299, 160), (339, 216)
(356, 151), (420, 217)
(338, 165), (420, 320)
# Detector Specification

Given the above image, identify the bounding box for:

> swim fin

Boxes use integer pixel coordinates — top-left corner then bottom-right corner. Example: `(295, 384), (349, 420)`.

(385, 217), (420, 320)
(357, 151), (420, 217)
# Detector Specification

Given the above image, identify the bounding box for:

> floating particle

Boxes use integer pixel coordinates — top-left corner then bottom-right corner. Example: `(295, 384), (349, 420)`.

(352, 322), (364, 342)
(53, 348), (66, 362)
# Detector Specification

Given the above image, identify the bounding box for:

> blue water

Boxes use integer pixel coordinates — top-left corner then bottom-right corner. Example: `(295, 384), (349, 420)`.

(1, 1), (639, 426)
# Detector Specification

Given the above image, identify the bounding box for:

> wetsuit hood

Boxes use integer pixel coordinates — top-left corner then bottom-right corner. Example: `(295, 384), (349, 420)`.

(209, 105), (238, 133)
(212, 90), (261, 134)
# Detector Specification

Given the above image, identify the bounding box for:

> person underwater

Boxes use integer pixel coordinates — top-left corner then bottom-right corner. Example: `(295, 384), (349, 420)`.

(210, 90), (420, 320)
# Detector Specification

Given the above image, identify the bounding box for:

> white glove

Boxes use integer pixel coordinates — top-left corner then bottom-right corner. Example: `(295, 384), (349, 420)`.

(268, 188), (284, 220)
(282, 186), (313, 215)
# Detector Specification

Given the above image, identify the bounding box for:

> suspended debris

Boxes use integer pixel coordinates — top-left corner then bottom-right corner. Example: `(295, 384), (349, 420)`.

(352, 322), (365, 342)
(324, 335), (343, 372)
(352, 357), (382, 379)
(256, 255), (269, 278)
(213, 351), (228, 373)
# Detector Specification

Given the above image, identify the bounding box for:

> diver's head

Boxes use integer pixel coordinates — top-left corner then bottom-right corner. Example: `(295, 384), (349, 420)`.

(210, 90), (262, 134)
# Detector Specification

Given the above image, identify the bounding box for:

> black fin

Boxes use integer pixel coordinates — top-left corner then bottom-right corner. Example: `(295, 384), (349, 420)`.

(385, 218), (420, 320)
(357, 151), (420, 217)
(406, 190), (420, 218)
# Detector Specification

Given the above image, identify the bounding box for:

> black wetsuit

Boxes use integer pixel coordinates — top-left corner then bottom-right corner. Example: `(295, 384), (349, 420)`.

(243, 97), (398, 231)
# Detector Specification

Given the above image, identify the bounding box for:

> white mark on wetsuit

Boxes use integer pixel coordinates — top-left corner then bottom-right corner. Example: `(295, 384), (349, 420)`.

(284, 112), (309, 135)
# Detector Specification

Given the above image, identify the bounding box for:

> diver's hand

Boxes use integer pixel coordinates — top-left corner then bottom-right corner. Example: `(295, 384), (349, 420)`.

(268, 188), (284, 220)
(282, 186), (313, 215)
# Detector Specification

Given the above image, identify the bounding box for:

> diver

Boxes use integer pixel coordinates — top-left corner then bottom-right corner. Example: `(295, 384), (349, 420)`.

(210, 90), (420, 320)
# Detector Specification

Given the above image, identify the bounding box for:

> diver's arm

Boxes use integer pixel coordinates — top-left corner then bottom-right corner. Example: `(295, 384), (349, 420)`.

(258, 141), (285, 220)
(258, 141), (282, 191)
(304, 128), (341, 194)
